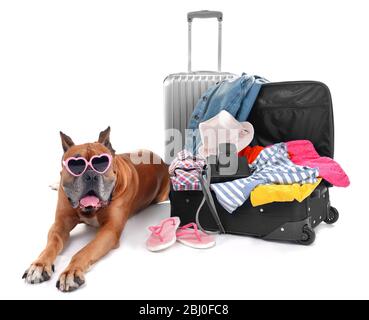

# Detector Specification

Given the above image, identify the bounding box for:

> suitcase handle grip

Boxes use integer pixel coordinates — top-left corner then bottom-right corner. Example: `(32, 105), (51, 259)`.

(187, 11), (223, 72)
(187, 10), (223, 22)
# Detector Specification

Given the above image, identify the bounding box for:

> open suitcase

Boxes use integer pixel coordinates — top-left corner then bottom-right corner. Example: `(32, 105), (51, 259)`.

(165, 12), (340, 245)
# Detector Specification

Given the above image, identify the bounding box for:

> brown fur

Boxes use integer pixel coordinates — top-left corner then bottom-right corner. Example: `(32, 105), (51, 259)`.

(23, 128), (169, 291)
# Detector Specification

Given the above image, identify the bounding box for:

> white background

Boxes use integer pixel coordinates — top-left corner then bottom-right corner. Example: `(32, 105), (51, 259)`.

(0, 0), (368, 300)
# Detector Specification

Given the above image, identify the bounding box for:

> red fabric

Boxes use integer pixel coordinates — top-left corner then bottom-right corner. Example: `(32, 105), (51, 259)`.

(238, 146), (265, 163)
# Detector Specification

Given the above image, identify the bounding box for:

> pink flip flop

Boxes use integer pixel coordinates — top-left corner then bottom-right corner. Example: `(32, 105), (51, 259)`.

(146, 217), (181, 252)
(176, 223), (216, 249)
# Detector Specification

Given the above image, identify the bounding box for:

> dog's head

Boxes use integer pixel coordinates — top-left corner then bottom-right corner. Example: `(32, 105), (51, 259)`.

(60, 127), (117, 214)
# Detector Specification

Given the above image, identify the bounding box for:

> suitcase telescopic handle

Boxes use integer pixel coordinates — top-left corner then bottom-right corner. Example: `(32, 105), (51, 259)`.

(187, 10), (223, 22)
(187, 10), (223, 73)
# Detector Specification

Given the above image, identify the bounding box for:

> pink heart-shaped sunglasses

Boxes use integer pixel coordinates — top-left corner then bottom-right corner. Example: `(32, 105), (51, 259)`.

(62, 153), (113, 177)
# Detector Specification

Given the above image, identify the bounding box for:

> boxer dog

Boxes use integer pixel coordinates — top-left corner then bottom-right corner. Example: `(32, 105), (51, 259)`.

(22, 127), (169, 292)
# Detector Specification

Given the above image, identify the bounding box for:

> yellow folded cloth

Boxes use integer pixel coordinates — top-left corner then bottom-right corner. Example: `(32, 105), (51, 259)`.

(250, 178), (322, 207)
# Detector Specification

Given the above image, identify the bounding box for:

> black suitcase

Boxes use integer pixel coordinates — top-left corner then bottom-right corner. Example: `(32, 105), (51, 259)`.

(169, 81), (339, 245)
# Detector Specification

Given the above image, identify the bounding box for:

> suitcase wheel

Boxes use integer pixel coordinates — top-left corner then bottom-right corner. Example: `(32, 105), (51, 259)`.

(297, 225), (316, 246)
(324, 206), (339, 225)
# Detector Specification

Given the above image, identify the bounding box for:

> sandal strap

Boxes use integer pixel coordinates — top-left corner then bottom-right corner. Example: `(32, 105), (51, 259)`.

(148, 218), (177, 242)
(177, 223), (202, 241)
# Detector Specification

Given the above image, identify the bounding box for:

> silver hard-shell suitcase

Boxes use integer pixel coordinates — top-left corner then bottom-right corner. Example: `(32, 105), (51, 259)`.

(164, 10), (237, 163)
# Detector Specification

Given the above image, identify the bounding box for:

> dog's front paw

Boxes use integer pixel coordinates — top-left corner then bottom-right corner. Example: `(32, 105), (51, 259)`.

(56, 268), (85, 292)
(22, 263), (55, 284)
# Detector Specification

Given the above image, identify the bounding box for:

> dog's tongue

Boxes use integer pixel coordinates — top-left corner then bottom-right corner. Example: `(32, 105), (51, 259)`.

(80, 196), (100, 208)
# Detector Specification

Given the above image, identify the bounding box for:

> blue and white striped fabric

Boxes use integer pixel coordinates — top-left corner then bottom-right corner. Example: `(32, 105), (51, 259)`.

(210, 143), (319, 213)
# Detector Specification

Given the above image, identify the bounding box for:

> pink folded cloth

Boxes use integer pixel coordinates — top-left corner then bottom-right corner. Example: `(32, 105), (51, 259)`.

(286, 140), (350, 187)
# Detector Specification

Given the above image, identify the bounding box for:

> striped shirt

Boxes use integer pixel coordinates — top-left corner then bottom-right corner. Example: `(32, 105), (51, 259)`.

(210, 143), (319, 213)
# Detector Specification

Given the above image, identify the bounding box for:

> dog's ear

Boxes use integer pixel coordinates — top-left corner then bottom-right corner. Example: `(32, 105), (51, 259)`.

(60, 131), (75, 153)
(98, 126), (115, 155)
